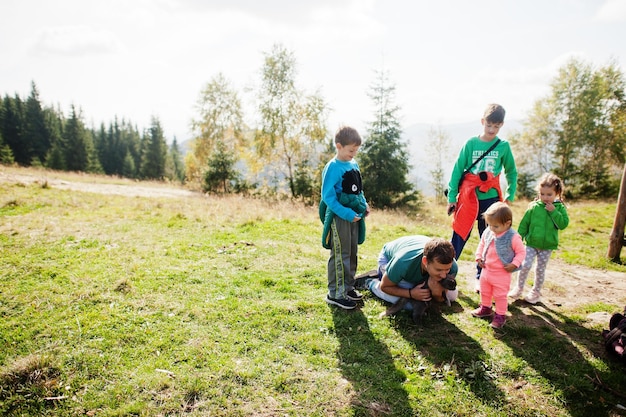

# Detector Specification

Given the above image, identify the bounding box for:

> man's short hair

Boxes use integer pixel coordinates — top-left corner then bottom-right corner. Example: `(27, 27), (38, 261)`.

(483, 103), (505, 124)
(424, 238), (455, 264)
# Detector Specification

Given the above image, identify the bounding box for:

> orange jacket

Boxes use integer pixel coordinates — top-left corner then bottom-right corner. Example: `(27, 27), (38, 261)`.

(452, 172), (503, 240)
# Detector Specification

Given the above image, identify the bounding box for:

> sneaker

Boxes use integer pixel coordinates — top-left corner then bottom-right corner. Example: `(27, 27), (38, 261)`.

(508, 286), (523, 299)
(325, 295), (357, 310)
(524, 289), (541, 304)
(354, 269), (378, 290)
(471, 305), (493, 318)
(346, 289), (363, 301)
(364, 278), (378, 291)
(354, 277), (369, 290)
(491, 313), (506, 329)
(474, 278), (481, 293)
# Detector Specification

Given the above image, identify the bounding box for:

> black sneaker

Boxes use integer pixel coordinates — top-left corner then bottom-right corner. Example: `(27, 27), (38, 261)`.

(325, 295), (357, 310)
(354, 277), (369, 290)
(346, 289), (363, 301)
(355, 270), (378, 290)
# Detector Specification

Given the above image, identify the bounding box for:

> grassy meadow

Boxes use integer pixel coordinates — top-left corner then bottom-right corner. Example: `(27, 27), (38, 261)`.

(1, 166), (626, 416)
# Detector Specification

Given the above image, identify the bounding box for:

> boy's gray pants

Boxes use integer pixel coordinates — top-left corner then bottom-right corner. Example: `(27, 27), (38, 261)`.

(327, 215), (358, 300)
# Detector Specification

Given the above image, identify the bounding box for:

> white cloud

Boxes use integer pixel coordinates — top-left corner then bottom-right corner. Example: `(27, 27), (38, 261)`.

(31, 26), (123, 57)
(171, 0), (369, 24)
(594, 0), (626, 22)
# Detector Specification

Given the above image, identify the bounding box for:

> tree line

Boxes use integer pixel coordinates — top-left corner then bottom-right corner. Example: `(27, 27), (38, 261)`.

(0, 82), (185, 182)
(511, 58), (626, 199)
(0, 44), (418, 209)
(2, 47), (625, 207)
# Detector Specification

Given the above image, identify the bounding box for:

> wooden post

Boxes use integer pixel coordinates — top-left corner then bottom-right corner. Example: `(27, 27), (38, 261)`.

(608, 163), (626, 263)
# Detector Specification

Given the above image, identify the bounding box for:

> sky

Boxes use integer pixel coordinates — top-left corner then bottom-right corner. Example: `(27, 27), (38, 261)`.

(1, 0), (626, 143)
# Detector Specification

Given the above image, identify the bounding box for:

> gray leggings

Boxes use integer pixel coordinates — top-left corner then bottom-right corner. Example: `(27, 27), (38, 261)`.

(515, 246), (553, 293)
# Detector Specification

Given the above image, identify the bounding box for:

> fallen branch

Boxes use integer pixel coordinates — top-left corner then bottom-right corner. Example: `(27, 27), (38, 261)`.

(586, 372), (626, 399)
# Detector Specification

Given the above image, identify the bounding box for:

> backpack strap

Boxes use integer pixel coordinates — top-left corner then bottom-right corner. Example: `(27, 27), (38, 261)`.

(463, 139), (501, 176)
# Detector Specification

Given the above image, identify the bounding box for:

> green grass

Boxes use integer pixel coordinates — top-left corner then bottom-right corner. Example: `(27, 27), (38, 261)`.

(1, 170), (625, 416)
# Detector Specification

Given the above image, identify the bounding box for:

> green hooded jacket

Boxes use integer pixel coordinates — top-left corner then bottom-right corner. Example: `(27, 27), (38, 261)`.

(319, 192), (366, 249)
(518, 200), (569, 250)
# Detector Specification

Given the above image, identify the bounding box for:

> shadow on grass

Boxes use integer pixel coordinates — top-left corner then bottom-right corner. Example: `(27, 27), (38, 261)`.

(330, 305), (414, 416)
(502, 301), (626, 417)
(391, 293), (508, 408)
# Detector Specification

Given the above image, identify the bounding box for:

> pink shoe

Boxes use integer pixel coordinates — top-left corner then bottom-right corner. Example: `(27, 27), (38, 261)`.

(471, 305), (493, 318)
(490, 314), (506, 329)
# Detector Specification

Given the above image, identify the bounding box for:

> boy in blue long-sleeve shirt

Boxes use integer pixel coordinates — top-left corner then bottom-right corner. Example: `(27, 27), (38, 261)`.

(320, 126), (369, 310)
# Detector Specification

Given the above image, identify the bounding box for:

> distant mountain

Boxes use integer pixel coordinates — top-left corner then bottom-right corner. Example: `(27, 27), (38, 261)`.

(402, 119), (523, 196)
(179, 138), (193, 156)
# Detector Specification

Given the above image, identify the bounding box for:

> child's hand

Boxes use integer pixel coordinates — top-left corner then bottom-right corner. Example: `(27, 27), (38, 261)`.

(476, 259), (485, 268)
(545, 202), (555, 212)
(503, 263), (517, 272)
(352, 216), (361, 223)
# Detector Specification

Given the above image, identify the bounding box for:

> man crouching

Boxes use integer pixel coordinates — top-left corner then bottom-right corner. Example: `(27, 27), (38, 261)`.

(359, 236), (459, 324)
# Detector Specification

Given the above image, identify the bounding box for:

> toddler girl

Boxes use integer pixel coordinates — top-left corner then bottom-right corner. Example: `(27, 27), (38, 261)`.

(509, 173), (569, 304)
(472, 202), (526, 328)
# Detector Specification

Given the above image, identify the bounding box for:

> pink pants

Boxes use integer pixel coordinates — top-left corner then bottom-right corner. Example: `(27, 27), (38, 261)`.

(480, 269), (511, 315)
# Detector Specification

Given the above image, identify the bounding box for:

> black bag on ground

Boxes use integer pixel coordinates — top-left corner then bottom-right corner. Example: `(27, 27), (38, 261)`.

(602, 307), (626, 361)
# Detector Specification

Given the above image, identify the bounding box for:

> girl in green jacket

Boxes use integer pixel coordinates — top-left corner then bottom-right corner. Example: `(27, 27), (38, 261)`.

(509, 173), (569, 304)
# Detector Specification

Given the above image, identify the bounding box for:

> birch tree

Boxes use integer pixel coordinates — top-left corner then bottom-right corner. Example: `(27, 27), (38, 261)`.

(254, 43), (328, 198)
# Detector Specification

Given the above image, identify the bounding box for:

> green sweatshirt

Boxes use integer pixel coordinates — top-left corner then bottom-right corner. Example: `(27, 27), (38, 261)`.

(447, 136), (517, 203)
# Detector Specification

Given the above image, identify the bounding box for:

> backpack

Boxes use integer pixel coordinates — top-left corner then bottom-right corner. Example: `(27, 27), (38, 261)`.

(602, 307), (626, 361)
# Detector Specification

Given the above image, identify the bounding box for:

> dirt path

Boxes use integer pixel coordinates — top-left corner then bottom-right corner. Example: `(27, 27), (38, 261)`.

(0, 170), (199, 199)
(3, 167), (625, 325)
(456, 260), (626, 325)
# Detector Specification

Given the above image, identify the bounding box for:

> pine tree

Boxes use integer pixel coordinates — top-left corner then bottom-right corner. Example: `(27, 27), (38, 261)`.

(44, 106), (65, 170)
(24, 81), (51, 165)
(1, 94), (27, 165)
(46, 142), (65, 170)
(0, 130), (15, 164)
(119, 152), (134, 178)
(0, 100), (14, 164)
(165, 138), (185, 182)
(359, 70), (421, 209)
(64, 106), (91, 171)
(140, 116), (167, 180)
(203, 139), (238, 193)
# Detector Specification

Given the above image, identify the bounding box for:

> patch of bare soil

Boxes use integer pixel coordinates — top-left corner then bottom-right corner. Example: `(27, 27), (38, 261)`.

(457, 259), (626, 326)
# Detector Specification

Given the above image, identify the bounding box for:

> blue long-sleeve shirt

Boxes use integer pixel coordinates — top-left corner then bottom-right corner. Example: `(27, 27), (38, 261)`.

(321, 157), (366, 222)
